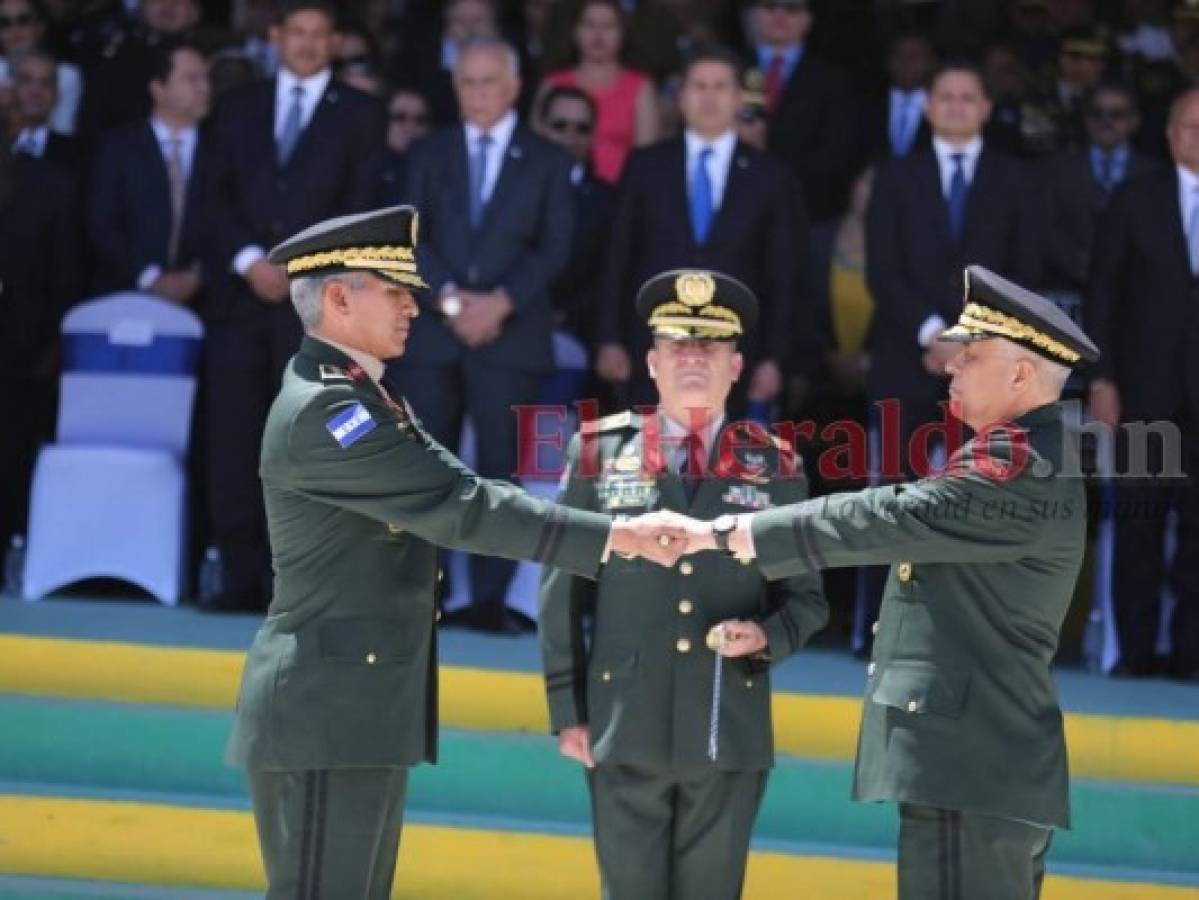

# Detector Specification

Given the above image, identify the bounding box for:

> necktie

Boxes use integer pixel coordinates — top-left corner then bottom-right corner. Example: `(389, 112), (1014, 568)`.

(947, 152), (968, 239)
(675, 433), (704, 503)
(1187, 186), (1199, 275)
(470, 132), (492, 229)
(690, 146), (714, 245)
(763, 52), (785, 113)
(1096, 150), (1114, 192)
(165, 135), (186, 267)
(892, 94), (917, 157)
(277, 84), (304, 166)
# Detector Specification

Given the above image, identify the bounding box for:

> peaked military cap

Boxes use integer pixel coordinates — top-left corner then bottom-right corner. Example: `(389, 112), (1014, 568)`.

(636, 269), (758, 341)
(939, 265), (1099, 366)
(267, 205), (429, 290)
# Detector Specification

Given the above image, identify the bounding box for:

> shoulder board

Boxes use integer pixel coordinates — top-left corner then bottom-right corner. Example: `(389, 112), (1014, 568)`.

(319, 364), (353, 383)
(580, 410), (637, 434)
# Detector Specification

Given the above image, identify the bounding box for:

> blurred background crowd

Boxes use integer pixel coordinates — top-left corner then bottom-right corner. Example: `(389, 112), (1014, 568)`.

(2, 0), (1198, 682)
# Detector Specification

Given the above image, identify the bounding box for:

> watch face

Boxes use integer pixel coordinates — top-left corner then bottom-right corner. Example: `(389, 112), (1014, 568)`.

(442, 295), (463, 317)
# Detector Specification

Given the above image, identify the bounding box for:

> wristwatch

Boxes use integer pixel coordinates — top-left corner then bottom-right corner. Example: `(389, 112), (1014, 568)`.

(711, 514), (738, 556)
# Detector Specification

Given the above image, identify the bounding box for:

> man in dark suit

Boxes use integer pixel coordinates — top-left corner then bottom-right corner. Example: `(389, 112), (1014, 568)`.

(88, 39), (211, 302)
(8, 51), (83, 176)
(0, 148), (78, 550)
(203, 0), (386, 610)
(533, 84), (615, 345)
(861, 62), (1039, 652)
(746, 0), (853, 298)
(1042, 83), (1159, 296)
(395, 36), (573, 633)
(1086, 88), (1199, 682)
(857, 30), (937, 165)
(595, 48), (806, 418)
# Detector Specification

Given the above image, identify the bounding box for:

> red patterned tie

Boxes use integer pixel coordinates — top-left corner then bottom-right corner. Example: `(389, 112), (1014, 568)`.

(763, 53), (785, 113)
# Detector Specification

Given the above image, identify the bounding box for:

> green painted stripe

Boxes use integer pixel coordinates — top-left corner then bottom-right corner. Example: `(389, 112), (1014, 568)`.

(2, 695), (1196, 877)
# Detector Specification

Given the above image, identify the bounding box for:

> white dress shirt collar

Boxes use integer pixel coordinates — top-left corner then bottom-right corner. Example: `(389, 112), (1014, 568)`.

(275, 67), (332, 135)
(683, 129), (737, 210)
(463, 110), (519, 205)
(149, 116), (198, 176)
(932, 135), (984, 195)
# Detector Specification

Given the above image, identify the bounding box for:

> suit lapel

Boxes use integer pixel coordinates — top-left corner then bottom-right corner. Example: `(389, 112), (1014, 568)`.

(283, 81), (341, 171)
(138, 122), (173, 240)
(479, 126), (527, 232)
(1160, 170), (1191, 276)
(707, 142), (752, 247)
(665, 138), (694, 248)
(915, 149), (951, 243)
(959, 147), (994, 244)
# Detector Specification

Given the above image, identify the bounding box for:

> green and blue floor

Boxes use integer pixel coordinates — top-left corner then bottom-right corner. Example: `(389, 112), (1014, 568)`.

(0, 596), (1195, 899)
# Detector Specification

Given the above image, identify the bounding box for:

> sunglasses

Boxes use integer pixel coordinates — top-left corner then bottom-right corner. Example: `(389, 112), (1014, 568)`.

(390, 111), (429, 125)
(0, 12), (35, 28)
(548, 118), (593, 135)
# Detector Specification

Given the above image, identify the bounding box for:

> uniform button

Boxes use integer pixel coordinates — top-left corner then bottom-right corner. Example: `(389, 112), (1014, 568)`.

(366, 652), (377, 664)
(907, 700), (919, 713)
(602, 671), (611, 682)
(388, 522), (404, 534)
(678, 599), (693, 615)
(872, 621), (880, 636)
(745, 679), (754, 688)
(437, 568), (444, 582)
(897, 562), (912, 583)
(676, 638), (691, 654)
(680, 561), (694, 575)
(867, 662), (877, 677)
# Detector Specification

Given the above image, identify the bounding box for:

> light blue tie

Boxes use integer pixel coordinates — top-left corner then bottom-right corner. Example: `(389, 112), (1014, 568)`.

(469, 132), (492, 229)
(277, 84), (304, 166)
(1187, 186), (1199, 275)
(947, 152), (968, 239)
(891, 94), (915, 157)
(690, 146), (714, 245)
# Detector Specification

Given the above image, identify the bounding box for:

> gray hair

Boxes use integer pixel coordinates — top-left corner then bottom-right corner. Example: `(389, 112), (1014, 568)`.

(455, 36), (519, 78)
(290, 271), (367, 330)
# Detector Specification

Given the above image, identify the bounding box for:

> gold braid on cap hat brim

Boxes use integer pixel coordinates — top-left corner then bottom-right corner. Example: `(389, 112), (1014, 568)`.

(285, 245), (429, 289)
(952, 302), (1081, 363)
(648, 301), (742, 338)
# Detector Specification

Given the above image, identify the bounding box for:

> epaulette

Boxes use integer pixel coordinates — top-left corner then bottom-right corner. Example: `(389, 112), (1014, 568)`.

(580, 411), (638, 434)
(318, 364), (353, 383)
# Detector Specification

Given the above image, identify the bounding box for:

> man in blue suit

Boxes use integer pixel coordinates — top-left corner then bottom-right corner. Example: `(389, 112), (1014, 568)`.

(395, 36), (574, 633)
(202, 0), (386, 610)
(89, 38), (211, 303)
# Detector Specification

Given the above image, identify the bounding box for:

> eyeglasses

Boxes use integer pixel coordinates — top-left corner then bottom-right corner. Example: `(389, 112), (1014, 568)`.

(0, 12), (35, 28)
(548, 118), (593, 135)
(390, 111), (429, 125)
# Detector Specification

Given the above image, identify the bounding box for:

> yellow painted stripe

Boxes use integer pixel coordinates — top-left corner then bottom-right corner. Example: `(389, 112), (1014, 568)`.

(0, 795), (1194, 900)
(2, 635), (1197, 787)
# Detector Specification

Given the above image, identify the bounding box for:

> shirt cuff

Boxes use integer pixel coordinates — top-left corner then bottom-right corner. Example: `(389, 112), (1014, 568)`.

(734, 514), (756, 560)
(137, 265), (163, 292)
(233, 245), (266, 277)
(600, 515), (625, 564)
(917, 314), (947, 349)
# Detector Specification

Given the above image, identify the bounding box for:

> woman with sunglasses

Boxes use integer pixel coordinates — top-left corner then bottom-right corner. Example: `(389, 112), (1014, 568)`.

(0, 0), (80, 134)
(538, 0), (658, 184)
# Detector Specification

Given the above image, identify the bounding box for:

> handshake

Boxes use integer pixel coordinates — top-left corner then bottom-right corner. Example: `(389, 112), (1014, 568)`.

(607, 510), (747, 567)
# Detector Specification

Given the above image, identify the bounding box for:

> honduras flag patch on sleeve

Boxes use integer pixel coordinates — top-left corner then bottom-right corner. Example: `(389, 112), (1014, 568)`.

(326, 402), (377, 448)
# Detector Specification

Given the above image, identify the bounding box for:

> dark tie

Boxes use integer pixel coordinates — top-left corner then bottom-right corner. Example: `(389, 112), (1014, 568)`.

(947, 152), (968, 239)
(164, 135), (186, 267)
(690, 146), (714, 245)
(676, 433), (704, 504)
(277, 84), (304, 166)
(469, 132), (492, 229)
(763, 53), (785, 112)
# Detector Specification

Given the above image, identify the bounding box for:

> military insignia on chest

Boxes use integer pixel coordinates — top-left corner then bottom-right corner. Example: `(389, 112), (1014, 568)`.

(721, 484), (773, 510)
(598, 461), (658, 509)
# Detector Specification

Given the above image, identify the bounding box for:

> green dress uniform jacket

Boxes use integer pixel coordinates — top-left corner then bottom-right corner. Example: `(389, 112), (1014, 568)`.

(226, 336), (611, 772)
(540, 413), (828, 770)
(749, 404), (1082, 828)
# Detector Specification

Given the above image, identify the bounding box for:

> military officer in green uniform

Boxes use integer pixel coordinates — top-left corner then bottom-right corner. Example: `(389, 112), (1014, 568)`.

(539, 269), (829, 900)
(683, 266), (1100, 900)
(224, 205), (691, 899)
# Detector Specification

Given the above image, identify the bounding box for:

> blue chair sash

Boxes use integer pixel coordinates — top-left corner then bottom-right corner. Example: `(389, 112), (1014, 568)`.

(62, 333), (201, 376)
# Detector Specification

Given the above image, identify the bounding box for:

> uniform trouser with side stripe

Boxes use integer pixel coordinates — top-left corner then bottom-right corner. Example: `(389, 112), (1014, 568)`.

(249, 767), (408, 900)
(587, 762), (767, 900)
(898, 803), (1053, 900)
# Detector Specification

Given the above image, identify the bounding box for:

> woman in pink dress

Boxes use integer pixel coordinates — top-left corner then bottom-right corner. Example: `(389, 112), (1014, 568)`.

(538, 0), (658, 184)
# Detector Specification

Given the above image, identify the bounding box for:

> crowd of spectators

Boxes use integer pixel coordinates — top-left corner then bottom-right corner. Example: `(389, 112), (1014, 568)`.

(2, 0), (1198, 679)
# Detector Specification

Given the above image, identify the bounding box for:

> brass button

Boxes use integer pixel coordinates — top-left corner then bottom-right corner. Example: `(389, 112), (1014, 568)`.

(907, 700), (919, 713)
(745, 679), (754, 688)
(678, 599), (693, 615)
(680, 561), (694, 576)
(897, 562), (912, 583)
(366, 652), (377, 664)
(867, 662), (877, 677)
(872, 621), (880, 636)
(437, 568), (445, 582)
(388, 523), (404, 534)
(676, 638), (691, 654)
(602, 671), (611, 682)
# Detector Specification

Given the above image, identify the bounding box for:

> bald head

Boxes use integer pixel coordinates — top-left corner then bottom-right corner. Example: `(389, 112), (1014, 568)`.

(1168, 88), (1199, 173)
